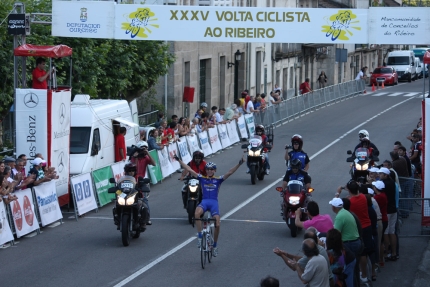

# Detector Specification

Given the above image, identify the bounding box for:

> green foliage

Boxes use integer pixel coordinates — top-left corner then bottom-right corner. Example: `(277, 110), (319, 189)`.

(0, 0), (175, 118)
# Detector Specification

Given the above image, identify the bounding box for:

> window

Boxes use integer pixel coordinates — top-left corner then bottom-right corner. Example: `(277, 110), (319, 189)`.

(91, 128), (101, 156)
(199, 60), (206, 104)
(70, 127), (91, 154)
(387, 56), (410, 65)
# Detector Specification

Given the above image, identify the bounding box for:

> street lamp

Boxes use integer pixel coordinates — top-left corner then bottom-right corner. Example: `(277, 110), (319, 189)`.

(227, 50), (241, 100)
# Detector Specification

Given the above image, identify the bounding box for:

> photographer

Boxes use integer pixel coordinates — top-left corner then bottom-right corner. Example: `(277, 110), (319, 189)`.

(130, 141), (156, 180)
(294, 201), (334, 233)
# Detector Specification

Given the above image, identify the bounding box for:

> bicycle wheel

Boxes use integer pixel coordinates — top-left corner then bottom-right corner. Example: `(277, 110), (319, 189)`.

(207, 227), (213, 263)
(200, 231), (207, 269)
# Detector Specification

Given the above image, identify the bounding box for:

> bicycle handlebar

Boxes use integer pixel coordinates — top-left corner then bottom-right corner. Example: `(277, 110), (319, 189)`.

(194, 218), (217, 222)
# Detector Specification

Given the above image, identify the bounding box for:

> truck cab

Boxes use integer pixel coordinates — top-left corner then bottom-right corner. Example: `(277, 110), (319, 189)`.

(386, 50), (417, 82)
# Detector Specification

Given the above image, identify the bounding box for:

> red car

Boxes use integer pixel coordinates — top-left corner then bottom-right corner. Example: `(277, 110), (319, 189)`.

(370, 66), (398, 86)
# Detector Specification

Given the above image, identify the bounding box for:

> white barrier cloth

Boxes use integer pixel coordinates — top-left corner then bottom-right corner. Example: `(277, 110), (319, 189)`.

(10, 189), (39, 238)
(424, 99), (429, 216)
(198, 132), (213, 157)
(186, 134), (201, 155)
(50, 90), (71, 199)
(15, 89), (48, 171)
(244, 114), (256, 136)
(227, 120), (240, 144)
(33, 181), (63, 226)
(237, 116), (248, 139)
(70, 173), (98, 216)
(111, 161), (127, 182)
(52, 1), (116, 39)
(158, 146), (175, 178)
(208, 128), (222, 153)
(177, 137), (192, 164)
(0, 202), (14, 245)
(218, 124), (232, 148)
(167, 142), (181, 171)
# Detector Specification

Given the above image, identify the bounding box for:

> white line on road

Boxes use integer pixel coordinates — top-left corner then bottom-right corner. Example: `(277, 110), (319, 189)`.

(113, 95), (417, 287)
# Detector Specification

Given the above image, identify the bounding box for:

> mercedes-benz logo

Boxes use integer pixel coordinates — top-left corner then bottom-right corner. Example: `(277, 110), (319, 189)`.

(57, 151), (65, 173)
(59, 103), (66, 124)
(24, 92), (39, 108)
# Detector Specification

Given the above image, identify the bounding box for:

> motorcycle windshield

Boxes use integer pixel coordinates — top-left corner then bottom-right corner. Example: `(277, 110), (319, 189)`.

(288, 183), (302, 194)
(355, 148), (368, 161)
(249, 136), (262, 147)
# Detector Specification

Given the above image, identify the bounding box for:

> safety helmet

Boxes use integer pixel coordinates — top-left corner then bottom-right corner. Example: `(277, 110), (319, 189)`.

(255, 125), (265, 134)
(136, 141), (148, 149)
(291, 134), (303, 150)
(290, 158), (302, 170)
(192, 150), (204, 160)
(124, 163), (137, 173)
(205, 162), (217, 170)
(358, 130), (369, 141)
(200, 102), (208, 108)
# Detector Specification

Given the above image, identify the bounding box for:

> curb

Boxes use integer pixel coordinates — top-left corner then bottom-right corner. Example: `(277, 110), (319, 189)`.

(413, 238), (430, 287)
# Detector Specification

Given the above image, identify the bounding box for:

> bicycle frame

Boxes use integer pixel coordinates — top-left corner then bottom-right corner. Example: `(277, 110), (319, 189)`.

(194, 214), (217, 269)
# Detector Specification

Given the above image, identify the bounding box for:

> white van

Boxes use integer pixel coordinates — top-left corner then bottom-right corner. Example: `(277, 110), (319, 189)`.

(386, 51), (417, 82)
(413, 48), (429, 78)
(69, 94), (139, 176)
(415, 57), (423, 78)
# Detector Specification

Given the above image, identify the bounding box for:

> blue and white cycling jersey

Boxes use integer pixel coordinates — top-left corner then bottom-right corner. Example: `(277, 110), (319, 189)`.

(197, 174), (224, 200)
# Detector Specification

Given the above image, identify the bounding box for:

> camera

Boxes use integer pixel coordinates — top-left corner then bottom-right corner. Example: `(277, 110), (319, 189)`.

(285, 145), (292, 150)
(300, 207), (307, 213)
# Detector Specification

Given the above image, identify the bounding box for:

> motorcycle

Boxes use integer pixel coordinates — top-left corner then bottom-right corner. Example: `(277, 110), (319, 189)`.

(347, 147), (379, 184)
(276, 180), (314, 237)
(242, 135), (272, 185)
(181, 177), (202, 224)
(108, 177), (150, 247)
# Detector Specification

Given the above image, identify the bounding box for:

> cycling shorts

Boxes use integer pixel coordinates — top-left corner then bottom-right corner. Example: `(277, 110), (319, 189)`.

(198, 199), (220, 217)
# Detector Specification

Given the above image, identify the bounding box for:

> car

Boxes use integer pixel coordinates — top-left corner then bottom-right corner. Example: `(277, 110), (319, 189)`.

(370, 66), (398, 86)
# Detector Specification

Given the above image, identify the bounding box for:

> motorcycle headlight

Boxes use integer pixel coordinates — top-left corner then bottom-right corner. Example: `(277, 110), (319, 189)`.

(189, 186), (198, 193)
(362, 163), (369, 170)
(248, 150), (254, 156)
(126, 194), (136, 205)
(254, 149), (261, 156)
(117, 196), (126, 206)
(289, 196), (301, 205)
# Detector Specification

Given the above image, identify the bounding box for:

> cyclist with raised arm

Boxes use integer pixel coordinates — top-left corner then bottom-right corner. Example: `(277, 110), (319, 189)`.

(175, 155), (244, 257)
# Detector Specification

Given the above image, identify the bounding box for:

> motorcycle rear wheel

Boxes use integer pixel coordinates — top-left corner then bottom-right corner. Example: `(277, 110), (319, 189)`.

(250, 166), (257, 185)
(121, 214), (131, 246)
(187, 200), (196, 224)
(257, 169), (265, 181)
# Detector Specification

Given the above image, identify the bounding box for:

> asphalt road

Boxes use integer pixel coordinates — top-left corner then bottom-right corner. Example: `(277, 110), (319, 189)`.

(1, 78), (429, 287)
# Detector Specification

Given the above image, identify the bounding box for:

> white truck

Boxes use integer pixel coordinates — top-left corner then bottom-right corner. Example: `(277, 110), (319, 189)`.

(69, 94), (139, 176)
(386, 50), (417, 82)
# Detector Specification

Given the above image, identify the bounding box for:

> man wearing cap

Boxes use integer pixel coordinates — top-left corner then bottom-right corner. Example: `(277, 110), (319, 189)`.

(27, 158), (52, 188)
(378, 167), (398, 261)
(371, 181), (388, 266)
(195, 102), (208, 118)
(3, 157), (17, 179)
(366, 166), (380, 184)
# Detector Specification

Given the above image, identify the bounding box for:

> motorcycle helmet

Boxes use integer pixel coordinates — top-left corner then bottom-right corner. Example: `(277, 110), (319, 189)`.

(205, 162), (217, 170)
(290, 158), (302, 170)
(291, 134), (303, 150)
(358, 130), (369, 141)
(255, 125), (265, 135)
(200, 102), (208, 108)
(136, 141), (149, 149)
(192, 150), (204, 160)
(124, 163), (137, 173)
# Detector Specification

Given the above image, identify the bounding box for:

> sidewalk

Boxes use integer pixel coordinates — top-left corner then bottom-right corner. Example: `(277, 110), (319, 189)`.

(413, 237), (430, 287)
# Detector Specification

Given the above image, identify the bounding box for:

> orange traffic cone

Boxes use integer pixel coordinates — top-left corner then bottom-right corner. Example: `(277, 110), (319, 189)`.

(381, 82), (385, 89)
(372, 83), (375, 92)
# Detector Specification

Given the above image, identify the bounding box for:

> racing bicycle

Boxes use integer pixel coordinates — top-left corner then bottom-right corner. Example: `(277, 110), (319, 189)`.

(194, 213), (216, 269)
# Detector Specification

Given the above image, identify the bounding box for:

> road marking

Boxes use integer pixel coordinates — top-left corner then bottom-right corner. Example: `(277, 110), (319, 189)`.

(371, 93), (389, 96)
(387, 93), (403, 97)
(404, 93), (419, 97)
(113, 95), (417, 287)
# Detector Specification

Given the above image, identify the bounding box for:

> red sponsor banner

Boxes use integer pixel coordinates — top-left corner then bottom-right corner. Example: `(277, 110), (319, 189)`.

(10, 189), (39, 238)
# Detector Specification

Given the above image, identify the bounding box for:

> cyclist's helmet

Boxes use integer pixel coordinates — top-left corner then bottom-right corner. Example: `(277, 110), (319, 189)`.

(192, 150), (204, 161)
(256, 125), (265, 135)
(205, 162), (217, 170)
(124, 163), (137, 173)
(290, 158), (302, 170)
(291, 134), (303, 150)
(358, 129), (369, 141)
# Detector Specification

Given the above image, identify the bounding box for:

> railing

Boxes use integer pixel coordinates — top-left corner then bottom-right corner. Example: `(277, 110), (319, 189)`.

(138, 110), (159, 127)
(255, 80), (365, 127)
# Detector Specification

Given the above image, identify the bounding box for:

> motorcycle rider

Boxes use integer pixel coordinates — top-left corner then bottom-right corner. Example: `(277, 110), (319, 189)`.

(246, 125), (271, 175)
(179, 150), (206, 208)
(284, 134), (310, 171)
(353, 129), (379, 156)
(282, 159), (312, 190)
(113, 163), (150, 230)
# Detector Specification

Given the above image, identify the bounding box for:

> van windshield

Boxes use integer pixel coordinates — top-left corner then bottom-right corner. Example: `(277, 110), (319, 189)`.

(70, 127), (91, 154)
(387, 56), (410, 65)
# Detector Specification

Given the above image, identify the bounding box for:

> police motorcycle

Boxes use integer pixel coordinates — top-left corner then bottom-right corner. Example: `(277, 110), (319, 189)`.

(276, 180), (314, 237)
(347, 147), (379, 184)
(242, 135), (272, 185)
(108, 175), (150, 247)
(182, 177), (202, 224)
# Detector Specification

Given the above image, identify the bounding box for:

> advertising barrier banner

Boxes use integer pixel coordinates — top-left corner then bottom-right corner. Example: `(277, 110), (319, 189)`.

(0, 202), (14, 245)
(167, 142), (181, 171)
(244, 114), (256, 136)
(158, 146), (175, 178)
(208, 127), (222, 153)
(33, 181), (63, 226)
(10, 189), (39, 238)
(111, 161), (127, 183)
(186, 134), (201, 154)
(237, 115), (249, 139)
(218, 124), (232, 148)
(92, 166), (115, 207)
(148, 150), (163, 184)
(198, 132), (213, 157)
(177, 137), (192, 164)
(70, 173), (98, 216)
(226, 120), (240, 144)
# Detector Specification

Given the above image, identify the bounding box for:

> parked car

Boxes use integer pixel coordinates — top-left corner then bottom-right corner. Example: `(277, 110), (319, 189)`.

(370, 66), (398, 86)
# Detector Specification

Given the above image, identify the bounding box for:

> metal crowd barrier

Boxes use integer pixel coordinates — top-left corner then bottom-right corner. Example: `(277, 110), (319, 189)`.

(255, 80), (365, 127)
